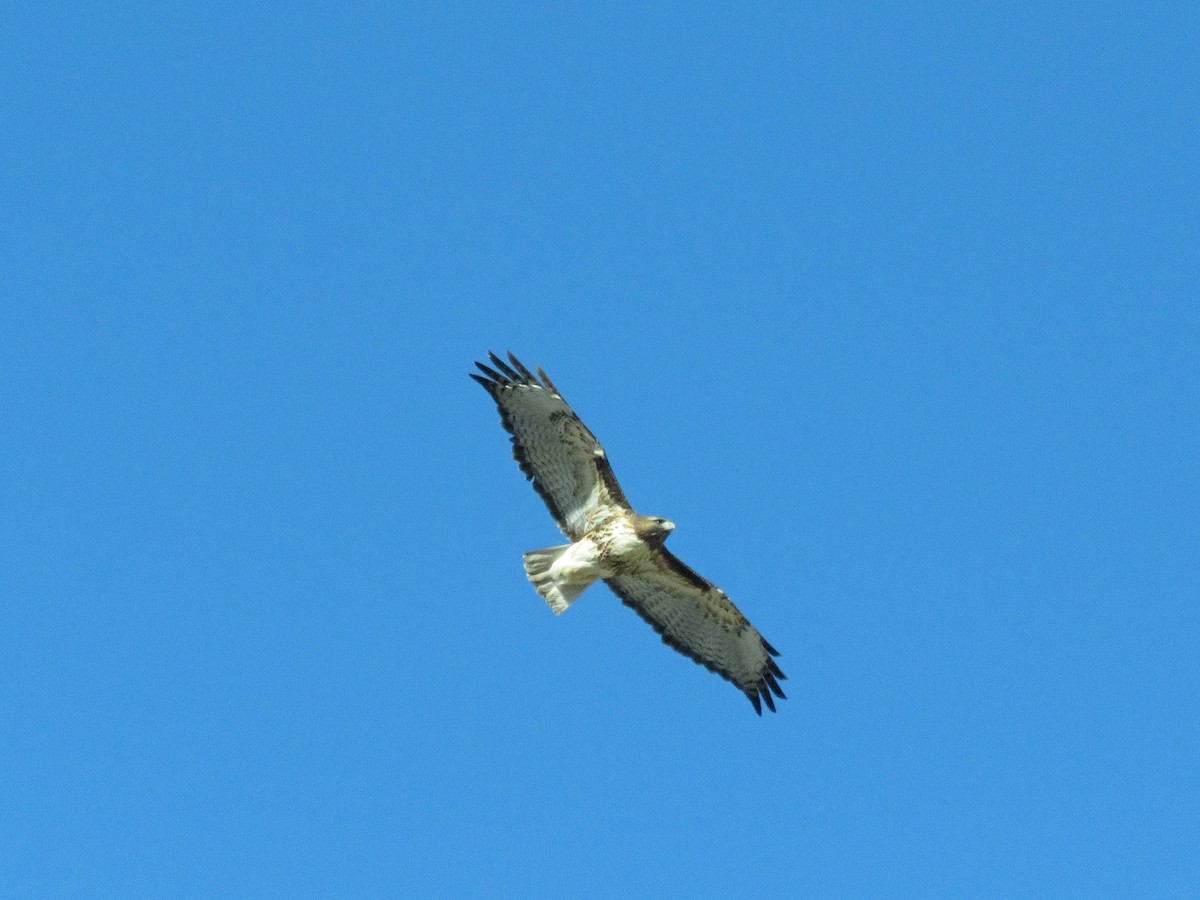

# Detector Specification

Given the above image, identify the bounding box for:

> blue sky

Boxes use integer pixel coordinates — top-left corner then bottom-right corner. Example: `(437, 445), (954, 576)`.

(3, 3), (1197, 897)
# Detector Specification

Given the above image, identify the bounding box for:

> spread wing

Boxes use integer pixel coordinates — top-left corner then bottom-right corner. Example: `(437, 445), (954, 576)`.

(605, 550), (787, 715)
(472, 352), (630, 540)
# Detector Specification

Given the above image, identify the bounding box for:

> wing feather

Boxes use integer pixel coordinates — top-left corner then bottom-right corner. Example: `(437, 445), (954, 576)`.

(605, 554), (786, 715)
(474, 360), (506, 382)
(506, 352), (538, 381)
(473, 353), (630, 539)
(488, 351), (521, 380)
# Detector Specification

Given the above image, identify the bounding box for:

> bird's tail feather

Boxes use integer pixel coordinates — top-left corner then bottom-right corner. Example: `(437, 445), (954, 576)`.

(523, 545), (592, 614)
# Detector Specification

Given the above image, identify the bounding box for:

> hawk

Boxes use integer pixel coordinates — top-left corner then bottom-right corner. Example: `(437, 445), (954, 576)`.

(472, 352), (787, 714)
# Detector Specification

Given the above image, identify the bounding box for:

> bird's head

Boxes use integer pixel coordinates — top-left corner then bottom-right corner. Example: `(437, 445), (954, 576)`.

(635, 515), (676, 545)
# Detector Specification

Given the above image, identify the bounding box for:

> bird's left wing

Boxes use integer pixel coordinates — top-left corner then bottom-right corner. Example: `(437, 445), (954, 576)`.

(605, 550), (787, 715)
(472, 352), (630, 540)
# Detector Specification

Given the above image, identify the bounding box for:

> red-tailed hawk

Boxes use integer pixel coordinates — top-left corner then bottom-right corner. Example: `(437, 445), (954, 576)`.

(472, 352), (787, 715)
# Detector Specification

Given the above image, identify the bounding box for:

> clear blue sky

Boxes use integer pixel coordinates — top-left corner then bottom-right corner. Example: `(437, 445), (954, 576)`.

(3, 4), (1197, 897)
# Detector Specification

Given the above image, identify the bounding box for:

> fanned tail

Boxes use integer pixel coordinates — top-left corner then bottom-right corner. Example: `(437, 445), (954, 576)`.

(523, 546), (592, 614)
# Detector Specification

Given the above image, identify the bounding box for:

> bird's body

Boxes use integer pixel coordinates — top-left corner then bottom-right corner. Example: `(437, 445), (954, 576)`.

(472, 352), (786, 714)
(522, 514), (673, 614)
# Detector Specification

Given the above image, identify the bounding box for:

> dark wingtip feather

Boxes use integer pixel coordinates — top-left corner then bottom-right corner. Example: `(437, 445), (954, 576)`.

(762, 639), (780, 657)
(764, 671), (787, 699)
(748, 691), (763, 715)
(474, 360), (505, 382)
(488, 351), (520, 380)
(506, 352), (536, 382)
(761, 687), (776, 713)
(536, 366), (560, 395)
(469, 372), (497, 392)
(767, 656), (786, 680)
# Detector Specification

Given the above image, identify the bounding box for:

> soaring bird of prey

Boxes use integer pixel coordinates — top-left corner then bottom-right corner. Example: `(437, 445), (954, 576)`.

(472, 352), (786, 714)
